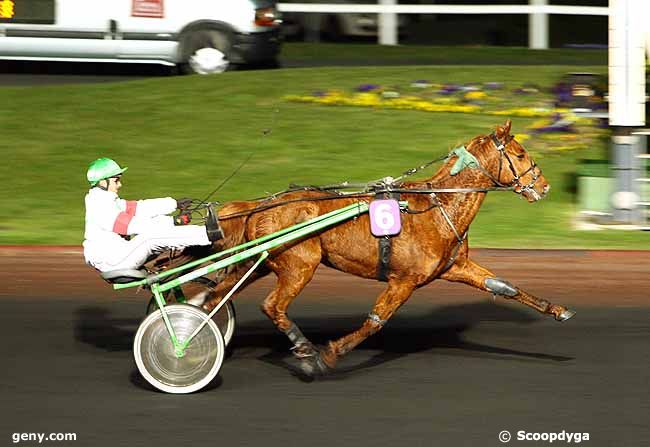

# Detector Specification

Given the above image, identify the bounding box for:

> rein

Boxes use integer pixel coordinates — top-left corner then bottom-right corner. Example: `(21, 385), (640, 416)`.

(217, 186), (514, 220)
(217, 134), (543, 221)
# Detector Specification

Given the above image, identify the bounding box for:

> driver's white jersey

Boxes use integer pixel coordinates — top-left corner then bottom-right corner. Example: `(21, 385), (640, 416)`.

(83, 188), (176, 268)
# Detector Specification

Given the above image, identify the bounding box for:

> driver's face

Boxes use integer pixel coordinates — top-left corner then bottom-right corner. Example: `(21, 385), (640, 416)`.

(107, 176), (122, 193)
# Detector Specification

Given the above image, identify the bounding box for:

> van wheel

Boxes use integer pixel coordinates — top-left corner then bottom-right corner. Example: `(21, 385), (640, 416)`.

(182, 29), (231, 75)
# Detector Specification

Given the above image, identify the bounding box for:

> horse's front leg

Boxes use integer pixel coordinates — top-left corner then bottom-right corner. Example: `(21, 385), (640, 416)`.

(440, 258), (575, 321)
(319, 278), (417, 370)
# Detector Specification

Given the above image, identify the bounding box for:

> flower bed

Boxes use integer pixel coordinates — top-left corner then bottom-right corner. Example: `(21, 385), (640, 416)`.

(285, 80), (608, 154)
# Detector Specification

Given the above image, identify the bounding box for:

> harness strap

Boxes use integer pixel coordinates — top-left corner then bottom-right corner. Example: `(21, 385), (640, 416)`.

(441, 231), (467, 273)
(377, 236), (391, 281)
(432, 193), (463, 242)
(429, 192), (467, 273)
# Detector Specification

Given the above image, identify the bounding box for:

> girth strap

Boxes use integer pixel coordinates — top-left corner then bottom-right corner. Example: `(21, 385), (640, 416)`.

(375, 190), (400, 281)
(377, 236), (391, 281)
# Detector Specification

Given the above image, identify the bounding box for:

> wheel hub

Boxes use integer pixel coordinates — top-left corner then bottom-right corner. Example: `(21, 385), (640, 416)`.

(189, 48), (229, 74)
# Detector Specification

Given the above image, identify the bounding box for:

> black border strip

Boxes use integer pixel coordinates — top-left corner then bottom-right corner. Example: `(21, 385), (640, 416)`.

(5, 29), (177, 41)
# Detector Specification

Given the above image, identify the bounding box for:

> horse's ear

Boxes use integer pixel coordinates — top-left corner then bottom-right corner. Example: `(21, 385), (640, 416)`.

(496, 119), (512, 139)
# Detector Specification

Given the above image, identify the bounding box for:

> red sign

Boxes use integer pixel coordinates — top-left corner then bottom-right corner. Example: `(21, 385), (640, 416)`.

(132, 0), (164, 18)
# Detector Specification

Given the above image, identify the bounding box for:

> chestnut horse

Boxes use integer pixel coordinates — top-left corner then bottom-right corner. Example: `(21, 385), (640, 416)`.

(203, 120), (575, 376)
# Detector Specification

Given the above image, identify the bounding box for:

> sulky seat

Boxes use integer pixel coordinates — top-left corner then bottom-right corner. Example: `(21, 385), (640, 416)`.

(100, 268), (147, 284)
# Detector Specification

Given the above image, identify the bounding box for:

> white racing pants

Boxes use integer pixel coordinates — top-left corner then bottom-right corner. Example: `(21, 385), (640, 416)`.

(89, 224), (210, 272)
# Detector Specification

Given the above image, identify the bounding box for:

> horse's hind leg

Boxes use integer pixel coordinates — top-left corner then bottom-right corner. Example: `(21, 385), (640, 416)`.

(441, 258), (575, 321)
(318, 279), (417, 371)
(201, 263), (269, 312)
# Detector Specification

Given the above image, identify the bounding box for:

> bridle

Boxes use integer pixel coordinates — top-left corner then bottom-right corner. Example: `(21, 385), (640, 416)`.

(488, 133), (543, 199)
(212, 132), (546, 221)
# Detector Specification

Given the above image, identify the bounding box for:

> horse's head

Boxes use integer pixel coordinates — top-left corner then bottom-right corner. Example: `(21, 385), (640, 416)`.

(482, 120), (549, 202)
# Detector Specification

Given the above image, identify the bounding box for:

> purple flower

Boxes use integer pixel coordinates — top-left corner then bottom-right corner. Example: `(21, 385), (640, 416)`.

(484, 82), (504, 90)
(553, 82), (573, 105)
(356, 84), (380, 92)
(439, 84), (461, 95)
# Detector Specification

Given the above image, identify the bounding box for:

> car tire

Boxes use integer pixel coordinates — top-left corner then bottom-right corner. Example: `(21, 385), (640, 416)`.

(181, 29), (232, 75)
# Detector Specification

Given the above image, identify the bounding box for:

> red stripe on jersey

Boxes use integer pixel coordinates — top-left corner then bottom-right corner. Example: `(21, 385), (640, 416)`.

(125, 200), (138, 216)
(112, 212), (133, 235)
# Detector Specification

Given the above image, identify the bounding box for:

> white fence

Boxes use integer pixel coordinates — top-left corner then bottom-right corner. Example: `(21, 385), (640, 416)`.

(276, 2), (610, 48)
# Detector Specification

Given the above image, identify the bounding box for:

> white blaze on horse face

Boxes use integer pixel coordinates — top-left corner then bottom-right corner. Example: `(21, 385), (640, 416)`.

(508, 139), (549, 202)
(523, 187), (541, 202)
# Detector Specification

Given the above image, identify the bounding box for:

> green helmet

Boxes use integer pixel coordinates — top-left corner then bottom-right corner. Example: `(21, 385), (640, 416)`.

(86, 157), (128, 187)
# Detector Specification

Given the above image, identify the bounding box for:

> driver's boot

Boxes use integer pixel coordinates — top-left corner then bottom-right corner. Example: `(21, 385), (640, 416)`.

(205, 204), (224, 242)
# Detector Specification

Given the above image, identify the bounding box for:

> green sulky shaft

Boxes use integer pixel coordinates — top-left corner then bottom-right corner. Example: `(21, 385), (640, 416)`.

(158, 202), (371, 293)
(113, 201), (370, 290)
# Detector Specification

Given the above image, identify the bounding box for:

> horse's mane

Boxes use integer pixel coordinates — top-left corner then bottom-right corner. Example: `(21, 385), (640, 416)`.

(400, 134), (492, 190)
(218, 133), (499, 220)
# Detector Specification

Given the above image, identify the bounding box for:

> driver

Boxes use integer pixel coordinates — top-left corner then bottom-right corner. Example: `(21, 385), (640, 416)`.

(83, 157), (221, 273)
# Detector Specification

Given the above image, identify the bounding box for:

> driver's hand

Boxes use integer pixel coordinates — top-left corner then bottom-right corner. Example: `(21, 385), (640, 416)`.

(174, 213), (192, 226)
(176, 198), (193, 210)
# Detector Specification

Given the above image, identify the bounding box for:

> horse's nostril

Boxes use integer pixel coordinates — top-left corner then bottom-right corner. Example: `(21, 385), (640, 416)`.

(543, 184), (551, 194)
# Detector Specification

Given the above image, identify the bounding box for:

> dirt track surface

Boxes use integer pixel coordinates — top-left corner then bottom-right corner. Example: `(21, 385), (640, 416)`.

(1, 247), (648, 306)
(1, 247), (649, 446)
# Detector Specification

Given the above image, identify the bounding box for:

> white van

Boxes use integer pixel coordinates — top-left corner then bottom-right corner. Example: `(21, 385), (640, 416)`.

(0, 0), (281, 73)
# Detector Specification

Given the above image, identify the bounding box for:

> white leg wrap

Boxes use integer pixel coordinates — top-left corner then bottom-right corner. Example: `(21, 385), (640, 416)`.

(368, 313), (387, 326)
(484, 277), (518, 297)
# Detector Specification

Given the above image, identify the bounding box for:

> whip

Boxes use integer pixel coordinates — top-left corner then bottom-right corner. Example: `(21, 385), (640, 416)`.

(188, 108), (280, 213)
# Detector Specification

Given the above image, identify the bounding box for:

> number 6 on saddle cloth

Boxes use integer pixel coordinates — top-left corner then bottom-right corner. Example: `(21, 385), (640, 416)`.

(369, 199), (402, 237)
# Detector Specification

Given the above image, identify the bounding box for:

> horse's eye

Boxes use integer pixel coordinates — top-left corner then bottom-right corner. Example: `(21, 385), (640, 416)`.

(516, 153), (525, 160)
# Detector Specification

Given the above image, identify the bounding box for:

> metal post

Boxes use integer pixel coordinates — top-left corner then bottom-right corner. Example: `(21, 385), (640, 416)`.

(529, 0), (549, 49)
(609, 0), (646, 225)
(378, 0), (397, 46)
(611, 133), (642, 223)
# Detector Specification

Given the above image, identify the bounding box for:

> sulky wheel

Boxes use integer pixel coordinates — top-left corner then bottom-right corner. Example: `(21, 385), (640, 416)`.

(146, 277), (236, 347)
(134, 304), (225, 394)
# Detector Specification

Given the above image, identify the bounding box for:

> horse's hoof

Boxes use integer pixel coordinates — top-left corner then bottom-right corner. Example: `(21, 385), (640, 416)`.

(555, 309), (576, 322)
(299, 354), (331, 377)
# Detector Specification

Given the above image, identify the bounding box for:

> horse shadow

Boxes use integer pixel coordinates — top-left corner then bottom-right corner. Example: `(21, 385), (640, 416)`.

(73, 301), (573, 383)
(74, 306), (225, 393)
(246, 301), (573, 381)
(74, 306), (141, 352)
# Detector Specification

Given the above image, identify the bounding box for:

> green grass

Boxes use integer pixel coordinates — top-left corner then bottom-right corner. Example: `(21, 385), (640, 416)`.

(1, 61), (649, 248)
(281, 43), (608, 66)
